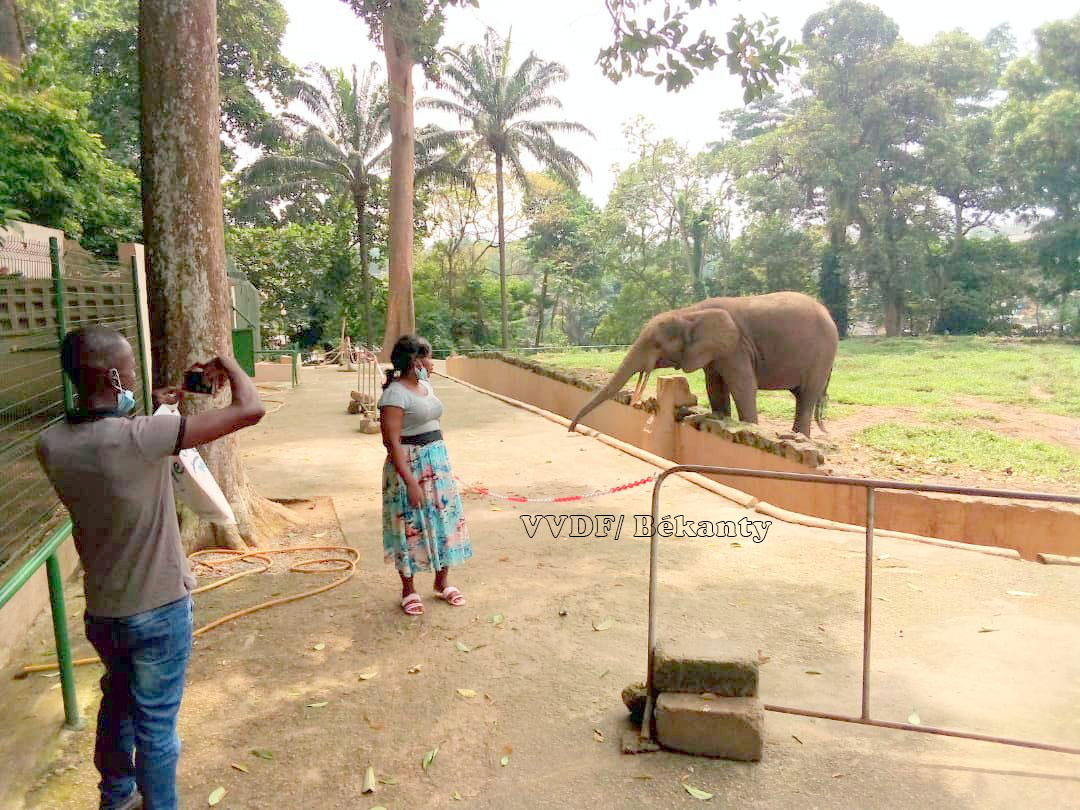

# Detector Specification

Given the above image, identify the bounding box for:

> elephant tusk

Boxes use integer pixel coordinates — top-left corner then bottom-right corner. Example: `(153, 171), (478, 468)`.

(630, 370), (652, 407)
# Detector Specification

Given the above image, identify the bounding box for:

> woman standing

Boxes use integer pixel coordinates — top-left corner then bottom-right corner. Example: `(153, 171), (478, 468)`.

(378, 335), (472, 615)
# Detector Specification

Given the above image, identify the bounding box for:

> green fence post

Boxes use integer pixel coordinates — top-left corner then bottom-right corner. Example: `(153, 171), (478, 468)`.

(49, 239), (74, 415)
(292, 350), (298, 388)
(130, 255), (153, 414)
(48, 237), (81, 728)
(45, 552), (81, 728)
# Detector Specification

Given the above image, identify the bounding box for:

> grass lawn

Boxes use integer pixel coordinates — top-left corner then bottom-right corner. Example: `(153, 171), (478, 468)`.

(524, 337), (1080, 486)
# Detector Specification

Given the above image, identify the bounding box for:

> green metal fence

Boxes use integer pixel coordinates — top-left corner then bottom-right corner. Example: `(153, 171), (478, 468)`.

(0, 238), (152, 728)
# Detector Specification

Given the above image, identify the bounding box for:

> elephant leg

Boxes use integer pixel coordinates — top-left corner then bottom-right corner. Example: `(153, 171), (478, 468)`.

(724, 355), (758, 424)
(705, 367), (731, 418)
(792, 388), (813, 436)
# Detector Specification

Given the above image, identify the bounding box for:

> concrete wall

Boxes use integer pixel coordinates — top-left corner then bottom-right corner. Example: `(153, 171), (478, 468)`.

(446, 355), (1080, 560)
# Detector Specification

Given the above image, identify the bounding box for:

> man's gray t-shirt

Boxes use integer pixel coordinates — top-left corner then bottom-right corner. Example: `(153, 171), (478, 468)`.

(377, 380), (443, 435)
(36, 413), (194, 618)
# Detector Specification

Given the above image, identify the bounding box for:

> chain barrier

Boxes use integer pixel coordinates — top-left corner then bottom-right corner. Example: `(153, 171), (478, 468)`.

(455, 472), (659, 504)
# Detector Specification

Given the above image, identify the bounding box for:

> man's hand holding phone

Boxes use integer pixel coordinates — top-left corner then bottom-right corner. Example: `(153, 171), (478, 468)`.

(183, 359), (227, 396)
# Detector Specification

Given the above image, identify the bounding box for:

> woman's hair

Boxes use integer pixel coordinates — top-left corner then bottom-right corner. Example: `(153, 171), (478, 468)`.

(383, 334), (424, 389)
(417, 337), (432, 359)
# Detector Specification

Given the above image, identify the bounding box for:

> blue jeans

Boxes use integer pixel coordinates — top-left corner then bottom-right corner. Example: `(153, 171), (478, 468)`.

(85, 596), (193, 810)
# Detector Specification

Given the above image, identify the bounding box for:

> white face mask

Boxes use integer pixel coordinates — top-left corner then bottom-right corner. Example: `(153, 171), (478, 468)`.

(109, 368), (137, 415)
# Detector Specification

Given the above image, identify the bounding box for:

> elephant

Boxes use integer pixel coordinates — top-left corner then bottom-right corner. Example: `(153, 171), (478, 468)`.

(569, 291), (838, 437)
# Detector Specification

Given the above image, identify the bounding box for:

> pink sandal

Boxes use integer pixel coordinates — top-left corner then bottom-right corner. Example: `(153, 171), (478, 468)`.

(401, 593), (424, 615)
(434, 586), (466, 607)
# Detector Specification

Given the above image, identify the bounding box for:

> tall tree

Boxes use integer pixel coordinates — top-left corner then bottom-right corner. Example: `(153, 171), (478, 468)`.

(140, 0), (291, 551)
(340, 0), (473, 358)
(0, 0), (22, 68)
(242, 63), (390, 346)
(433, 30), (593, 348)
(997, 15), (1080, 316)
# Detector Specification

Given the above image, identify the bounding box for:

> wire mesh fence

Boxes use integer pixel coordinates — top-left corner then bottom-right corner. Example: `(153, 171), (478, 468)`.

(0, 245), (149, 583)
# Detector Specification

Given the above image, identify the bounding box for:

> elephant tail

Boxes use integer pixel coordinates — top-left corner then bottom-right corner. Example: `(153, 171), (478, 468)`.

(815, 371), (833, 434)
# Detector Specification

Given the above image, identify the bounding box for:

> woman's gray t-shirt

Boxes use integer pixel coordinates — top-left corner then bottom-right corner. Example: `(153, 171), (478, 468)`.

(377, 379), (443, 435)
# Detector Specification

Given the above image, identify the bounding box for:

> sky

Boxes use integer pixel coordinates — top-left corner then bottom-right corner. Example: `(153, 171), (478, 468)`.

(275, 1), (1076, 203)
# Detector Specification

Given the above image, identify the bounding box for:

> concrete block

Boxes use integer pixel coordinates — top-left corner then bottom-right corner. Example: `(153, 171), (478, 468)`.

(621, 682), (647, 726)
(655, 693), (764, 761)
(653, 639), (758, 697)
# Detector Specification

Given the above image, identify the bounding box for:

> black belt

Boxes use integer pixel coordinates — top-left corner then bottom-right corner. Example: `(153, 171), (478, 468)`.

(401, 430), (442, 446)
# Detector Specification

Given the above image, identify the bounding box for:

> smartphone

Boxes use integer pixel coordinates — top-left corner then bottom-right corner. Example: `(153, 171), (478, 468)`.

(183, 369), (217, 395)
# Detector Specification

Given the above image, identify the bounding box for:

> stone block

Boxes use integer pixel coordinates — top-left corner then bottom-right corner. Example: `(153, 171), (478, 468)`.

(621, 682), (647, 726)
(358, 419), (381, 434)
(655, 693), (764, 761)
(653, 639), (757, 697)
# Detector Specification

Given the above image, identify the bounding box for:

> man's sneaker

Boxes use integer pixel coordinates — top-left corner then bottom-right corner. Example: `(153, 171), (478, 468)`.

(102, 791), (143, 810)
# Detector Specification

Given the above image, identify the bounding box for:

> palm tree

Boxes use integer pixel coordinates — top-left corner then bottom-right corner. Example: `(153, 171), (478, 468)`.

(431, 30), (593, 349)
(241, 63), (388, 345)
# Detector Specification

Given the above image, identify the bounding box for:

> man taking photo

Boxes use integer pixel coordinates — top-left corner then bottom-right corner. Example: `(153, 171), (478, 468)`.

(36, 325), (265, 810)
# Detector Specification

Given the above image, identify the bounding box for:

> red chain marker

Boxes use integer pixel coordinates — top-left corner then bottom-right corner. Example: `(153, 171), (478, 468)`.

(455, 474), (659, 503)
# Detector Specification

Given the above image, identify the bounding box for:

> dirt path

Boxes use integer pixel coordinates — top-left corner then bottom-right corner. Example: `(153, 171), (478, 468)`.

(5, 367), (1080, 809)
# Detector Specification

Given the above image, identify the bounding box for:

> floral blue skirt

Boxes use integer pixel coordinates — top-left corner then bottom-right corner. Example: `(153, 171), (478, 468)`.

(382, 440), (473, 576)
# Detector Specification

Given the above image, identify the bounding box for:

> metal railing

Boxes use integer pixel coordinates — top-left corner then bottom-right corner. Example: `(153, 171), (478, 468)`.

(0, 239), (152, 728)
(254, 350), (300, 388)
(641, 465), (1080, 756)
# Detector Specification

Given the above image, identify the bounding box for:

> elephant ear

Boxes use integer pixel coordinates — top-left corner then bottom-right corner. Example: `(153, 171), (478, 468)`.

(681, 309), (739, 372)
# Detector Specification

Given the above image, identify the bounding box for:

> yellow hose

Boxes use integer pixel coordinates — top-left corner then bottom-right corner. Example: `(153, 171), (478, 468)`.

(15, 545), (358, 679)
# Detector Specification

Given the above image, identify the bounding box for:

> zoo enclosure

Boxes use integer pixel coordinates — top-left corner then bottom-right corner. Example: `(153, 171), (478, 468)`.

(0, 238), (152, 728)
(642, 465), (1080, 756)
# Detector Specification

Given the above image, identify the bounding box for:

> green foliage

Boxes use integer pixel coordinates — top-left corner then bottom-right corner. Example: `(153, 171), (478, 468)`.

(597, 1), (797, 98)
(226, 221), (384, 348)
(0, 81), (140, 253)
(19, 0), (294, 168)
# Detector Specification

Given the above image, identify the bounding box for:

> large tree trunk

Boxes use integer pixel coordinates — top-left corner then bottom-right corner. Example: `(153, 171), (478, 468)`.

(534, 263), (548, 347)
(379, 3), (416, 360)
(0, 0), (22, 68)
(495, 151), (509, 349)
(139, 0), (297, 553)
(355, 191), (374, 347)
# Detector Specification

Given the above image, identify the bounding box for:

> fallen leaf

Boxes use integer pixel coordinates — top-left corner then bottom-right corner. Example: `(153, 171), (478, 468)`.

(877, 553), (890, 560)
(457, 688), (478, 698)
(313, 531), (326, 538)
(792, 735), (803, 744)
(378, 774), (397, 785)
(313, 643), (325, 651)
(39, 672), (61, 678)
(978, 627), (999, 633)
(1006, 590), (1036, 597)
(208, 787), (226, 806)
(906, 583), (923, 592)
(593, 728), (605, 742)
(306, 701), (328, 708)
(876, 596), (891, 602)
(632, 775), (654, 780)
(730, 542), (742, 548)
(489, 614), (505, 625)
(251, 749), (273, 760)
(358, 669), (379, 681)
(701, 693), (715, 701)
(908, 711), (921, 725)
(757, 650), (770, 665)
(832, 773), (844, 779)
(500, 755), (510, 767)
(423, 747), (439, 770)
(592, 618), (614, 631)
(498, 556), (509, 562)
(362, 766), (377, 794)
(370, 807), (387, 810)
(683, 784), (714, 800)
(455, 641), (471, 653)
(230, 763), (249, 774)
(452, 791), (463, 801)
(805, 670), (822, 675)
(599, 669), (610, 679)
(408, 664), (422, 673)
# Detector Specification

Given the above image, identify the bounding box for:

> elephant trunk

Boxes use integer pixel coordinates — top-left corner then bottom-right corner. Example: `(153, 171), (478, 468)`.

(568, 345), (649, 431)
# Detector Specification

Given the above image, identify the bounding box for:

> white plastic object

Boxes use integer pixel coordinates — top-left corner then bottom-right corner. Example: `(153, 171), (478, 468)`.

(155, 404), (237, 525)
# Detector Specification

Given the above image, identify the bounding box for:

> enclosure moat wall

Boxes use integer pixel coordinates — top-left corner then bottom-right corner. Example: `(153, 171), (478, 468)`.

(445, 354), (1080, 560)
